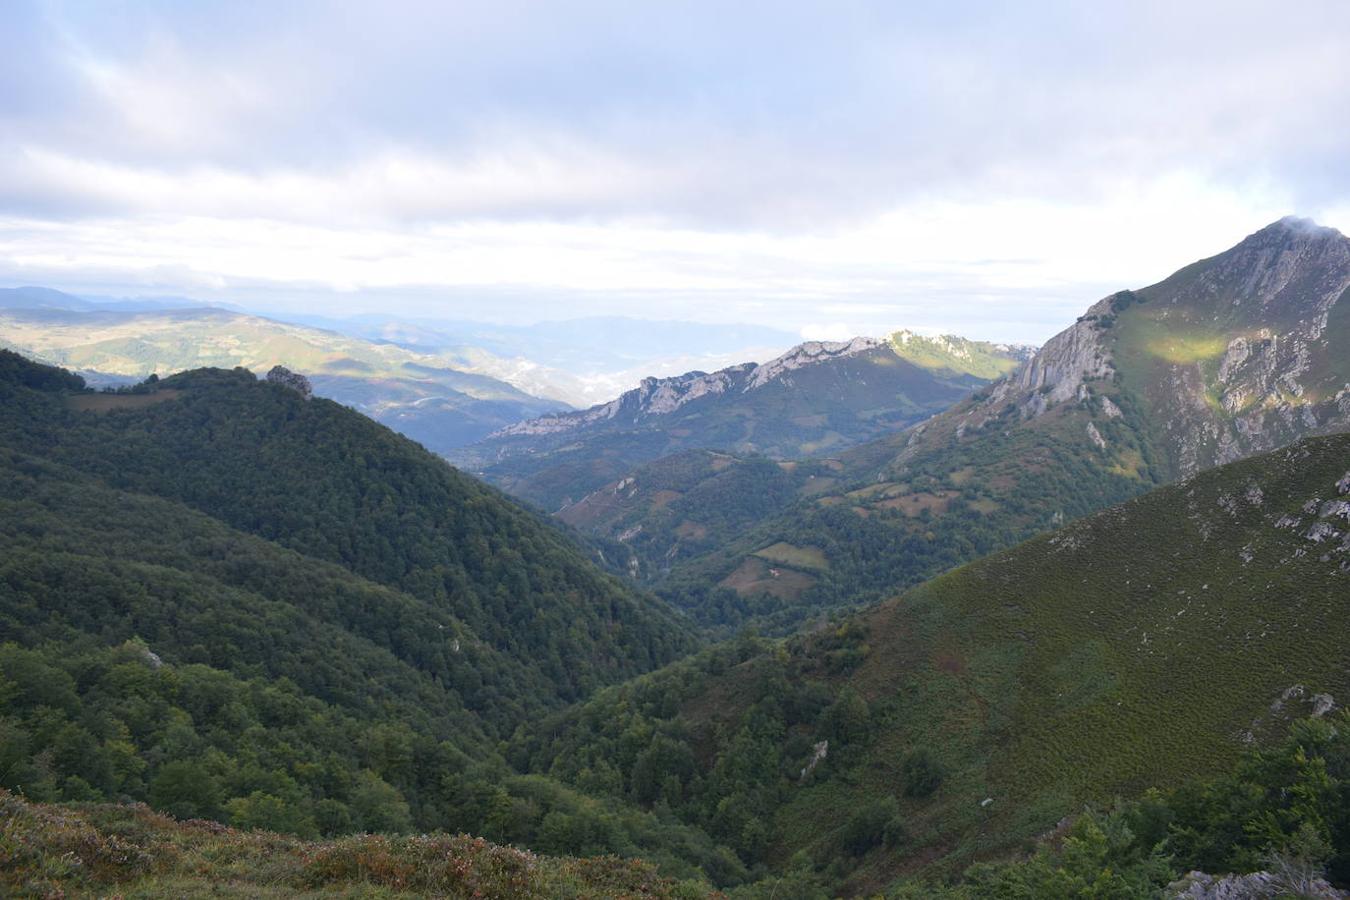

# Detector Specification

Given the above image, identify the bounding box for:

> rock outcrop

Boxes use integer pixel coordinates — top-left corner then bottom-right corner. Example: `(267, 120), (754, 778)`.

(265, 365), (312, 400)
(494, 336), (893, 437)
(1168, 869), (1347, 899)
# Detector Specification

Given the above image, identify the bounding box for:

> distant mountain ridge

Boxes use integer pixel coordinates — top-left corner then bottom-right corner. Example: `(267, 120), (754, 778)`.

(494, 336), (889, 437)
(452, 330), (1030, 512)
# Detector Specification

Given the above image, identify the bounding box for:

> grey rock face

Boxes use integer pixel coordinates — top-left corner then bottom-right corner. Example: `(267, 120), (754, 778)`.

(265, 365), (312, 400)
(493, 336), (885, 437)
(1168, 870), (1347, 899)
(984, 218), (1350, 478)
(998, 295), (1114, 410)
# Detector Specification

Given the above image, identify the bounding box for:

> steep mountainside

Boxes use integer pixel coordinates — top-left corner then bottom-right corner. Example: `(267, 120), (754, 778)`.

(589, 218), (1350, 630)
(0, 291), (568, 451)
(452, 333), (1028, 512)
(514, 432), (1350, 894)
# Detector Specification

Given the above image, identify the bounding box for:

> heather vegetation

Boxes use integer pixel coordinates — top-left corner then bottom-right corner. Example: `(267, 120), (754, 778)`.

(0, 789), (708, 898)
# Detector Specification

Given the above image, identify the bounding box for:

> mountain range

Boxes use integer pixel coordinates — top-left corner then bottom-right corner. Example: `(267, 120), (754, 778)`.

(452, 331), (1031, 512)
(545, 217), (1350, 634)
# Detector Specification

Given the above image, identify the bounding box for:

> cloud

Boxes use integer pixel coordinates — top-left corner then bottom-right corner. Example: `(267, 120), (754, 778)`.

(800, 323), (858, 342)
(0, 0), (1348, 340)
(4, 0), (1350, 227)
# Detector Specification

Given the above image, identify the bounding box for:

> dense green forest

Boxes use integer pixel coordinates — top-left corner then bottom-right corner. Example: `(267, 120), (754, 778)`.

(0, 353), (694, 708)
(0, 350), (743, 885)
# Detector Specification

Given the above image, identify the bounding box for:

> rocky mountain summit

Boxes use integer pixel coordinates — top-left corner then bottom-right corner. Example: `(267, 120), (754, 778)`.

(892, 217), (1350, 484)
(494, 336), (887, 438)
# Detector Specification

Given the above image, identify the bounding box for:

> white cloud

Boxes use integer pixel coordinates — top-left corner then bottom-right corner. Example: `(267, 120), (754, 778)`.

(800, 323), (857, 342)
(1, 168), (1335, 343)
(2, 0), (1349, 343)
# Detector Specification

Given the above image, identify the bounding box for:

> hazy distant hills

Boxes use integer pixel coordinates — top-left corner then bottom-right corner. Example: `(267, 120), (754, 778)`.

(558, 218), (1350, 632)
(279, 312), (804, 409)
(452, 331), (1031, 512)
(0, 288), (569, 451)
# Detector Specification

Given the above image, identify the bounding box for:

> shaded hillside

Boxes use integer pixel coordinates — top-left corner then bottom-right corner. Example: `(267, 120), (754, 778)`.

(0, 351), (737, 870)
(0, 351), (692, 704)
(582, 218), (1350, 630)
(513, 432), (1350, 893)
(0, 291), (568, 451)
(453, 334), (1027, 512)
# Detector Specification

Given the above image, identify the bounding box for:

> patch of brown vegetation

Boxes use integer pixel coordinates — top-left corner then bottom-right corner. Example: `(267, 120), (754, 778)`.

(934, 651), (965, 674)
(709, 453), (736, 471)
(649, 489), (682, 509)
(674, 520), (708, 540)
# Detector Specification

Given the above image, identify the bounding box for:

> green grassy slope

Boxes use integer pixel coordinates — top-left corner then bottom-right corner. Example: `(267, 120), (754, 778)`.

(887, 330), (1032, 381)
(513, 433), (1350, 893)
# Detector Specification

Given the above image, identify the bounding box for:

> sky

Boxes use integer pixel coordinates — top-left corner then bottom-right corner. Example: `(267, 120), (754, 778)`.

(2, 0), (1349, 344)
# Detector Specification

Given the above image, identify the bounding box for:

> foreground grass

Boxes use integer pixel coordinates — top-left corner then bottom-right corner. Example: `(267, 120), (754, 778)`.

(0, 790), (712, 898)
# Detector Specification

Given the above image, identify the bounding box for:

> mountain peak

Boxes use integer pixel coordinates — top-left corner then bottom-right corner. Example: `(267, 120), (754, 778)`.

(1244, 215), (1345, 247)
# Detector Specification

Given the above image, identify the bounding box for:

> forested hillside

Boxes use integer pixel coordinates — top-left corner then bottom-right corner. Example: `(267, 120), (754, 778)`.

(513, 432), (1350, 894)
(0, 350), (730, 876)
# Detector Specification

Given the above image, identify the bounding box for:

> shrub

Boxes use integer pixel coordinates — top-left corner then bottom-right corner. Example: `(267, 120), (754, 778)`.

(901, 747), (943, 799)
(838, 797), (899, 856)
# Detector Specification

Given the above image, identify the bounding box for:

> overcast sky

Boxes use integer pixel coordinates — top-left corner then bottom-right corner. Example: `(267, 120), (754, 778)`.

(2, 0), (1349, 343)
